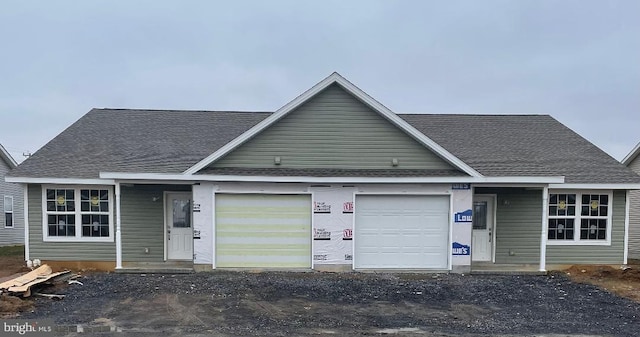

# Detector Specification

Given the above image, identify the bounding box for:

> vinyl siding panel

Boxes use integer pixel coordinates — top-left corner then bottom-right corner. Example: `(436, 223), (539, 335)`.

(28, 184), (115, 261)
(546, 190), (625, 264)
(628, 157), (640, 259)
(0, 160), (24, 246)
(476, 188), (542, 264)
(121, 185), (191, 262)
(211, 84), (457, 170)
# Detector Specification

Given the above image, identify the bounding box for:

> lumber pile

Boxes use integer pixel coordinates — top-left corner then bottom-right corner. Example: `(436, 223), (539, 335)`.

(0, 265), (72, 297)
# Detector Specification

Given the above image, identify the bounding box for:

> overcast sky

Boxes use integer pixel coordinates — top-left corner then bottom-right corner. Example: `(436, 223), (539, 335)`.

(1, 0), (639, 164)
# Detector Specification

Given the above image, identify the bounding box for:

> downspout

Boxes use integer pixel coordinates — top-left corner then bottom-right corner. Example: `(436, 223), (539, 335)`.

(115, 182), (122, 269)
(539, 186), (548, 272)
(624, 190), (630, 265)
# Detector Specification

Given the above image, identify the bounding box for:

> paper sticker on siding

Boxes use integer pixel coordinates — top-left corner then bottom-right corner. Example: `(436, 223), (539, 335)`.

(342, 201), (354, 213)
(313, 228), (331, 240)
(342, 228), (353, 240)
(313, 202), (331, 213)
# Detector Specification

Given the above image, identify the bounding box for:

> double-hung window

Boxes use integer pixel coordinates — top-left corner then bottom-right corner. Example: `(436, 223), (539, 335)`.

(547, 191), (612, 245)
(3, 196), (13, 228)
(43, 186), (113, 242)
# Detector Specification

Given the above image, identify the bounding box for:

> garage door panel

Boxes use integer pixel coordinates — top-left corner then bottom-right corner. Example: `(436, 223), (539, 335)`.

(216, 194), (311, 268)
(216, 254), (310, 268)
(355, 195), (450, 269)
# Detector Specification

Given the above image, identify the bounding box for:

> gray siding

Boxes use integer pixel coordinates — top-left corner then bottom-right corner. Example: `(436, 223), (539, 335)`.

(121, 185), (191, 262)
(211, 84), (457, 170)
(476, 188), (542, 264)
(628, 156), (640, 259)
(0, 160), (24, 246)
(28, 184), (115, 261)
(546, 190), (626, 264)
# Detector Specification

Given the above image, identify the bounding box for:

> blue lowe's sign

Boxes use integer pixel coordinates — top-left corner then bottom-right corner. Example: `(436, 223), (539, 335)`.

(452, 242), (470, 255)
(454, 209), (472, 223)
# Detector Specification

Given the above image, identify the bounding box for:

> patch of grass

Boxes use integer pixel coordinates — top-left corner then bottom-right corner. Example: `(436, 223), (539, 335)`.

(0, 245), (24, 257)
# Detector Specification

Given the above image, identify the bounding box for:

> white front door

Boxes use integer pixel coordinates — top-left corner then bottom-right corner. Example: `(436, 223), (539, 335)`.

(166, 193), (193, 260)
(472, 195), (494, 262)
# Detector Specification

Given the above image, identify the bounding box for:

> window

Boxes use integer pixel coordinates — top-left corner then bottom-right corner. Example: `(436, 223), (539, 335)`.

(547, 191), (612, 245)
(3, 196), (13, 228)
(43, 186), (113, 242)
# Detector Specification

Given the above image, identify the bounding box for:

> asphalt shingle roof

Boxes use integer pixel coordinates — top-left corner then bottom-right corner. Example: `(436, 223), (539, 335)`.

(9, 109), (271, 179)
(9, 109), (640, 184)
(400, 114), (640, 184)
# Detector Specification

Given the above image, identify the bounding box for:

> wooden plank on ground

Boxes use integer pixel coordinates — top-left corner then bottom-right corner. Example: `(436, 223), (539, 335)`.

(0, 265), (52, 290)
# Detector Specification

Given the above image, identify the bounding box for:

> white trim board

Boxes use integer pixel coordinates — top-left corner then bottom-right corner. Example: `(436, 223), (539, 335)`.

(622, 141), (640, 166)
(6, 177), (115, 185)
(624, 190), (630, 265)
(548, 183), (640, 189)
(0, 143), (18, 169)
(99, 172), (565, 184)
(183, 72), (483, 177)
(23, 186), (29, 261)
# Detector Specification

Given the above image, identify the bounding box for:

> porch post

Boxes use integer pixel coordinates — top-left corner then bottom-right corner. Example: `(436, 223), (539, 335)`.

(115, 182), (122, 269)
(539, 186), (548, 272)
(23, 184), (29, 261)
(624, 190), (630, 265)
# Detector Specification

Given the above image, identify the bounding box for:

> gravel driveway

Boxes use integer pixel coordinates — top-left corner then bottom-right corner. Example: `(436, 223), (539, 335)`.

(23, 271), (640, 336)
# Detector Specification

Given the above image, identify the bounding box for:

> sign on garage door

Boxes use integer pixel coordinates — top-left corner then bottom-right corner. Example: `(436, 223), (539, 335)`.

(355, 195), (450, 269)
(215, 194), (311, 268)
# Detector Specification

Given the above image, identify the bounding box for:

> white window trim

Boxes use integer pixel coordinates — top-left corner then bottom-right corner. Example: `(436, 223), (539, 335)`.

(546, 190), (613, 246)
(41, 185), (114, 242)
(4, 195), (13, 228)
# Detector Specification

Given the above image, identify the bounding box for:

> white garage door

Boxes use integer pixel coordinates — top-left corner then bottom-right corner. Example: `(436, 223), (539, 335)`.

(355, 195), (450, 269)
(215, 194), (311, 268)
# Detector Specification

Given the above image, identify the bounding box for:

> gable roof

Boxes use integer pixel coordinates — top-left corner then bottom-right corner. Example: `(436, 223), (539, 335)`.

(8, 109), (638, 184)
(400, 114), (640, 184)
(0, 143), (18, 169)
(6, 73), (639, 185)
(622, 141), (640, 166)
(184, 72), (482, 177)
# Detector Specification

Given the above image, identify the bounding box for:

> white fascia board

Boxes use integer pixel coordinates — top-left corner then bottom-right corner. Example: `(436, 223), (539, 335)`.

(183, 72), (482, 177)
(622, 141), (640, 166)
(478, 176), (564, 184)
(101, 172), (562, 184)
(548, 183), (640, 190)
(4, 177), (115, 185)
(0, 144), (18, 168)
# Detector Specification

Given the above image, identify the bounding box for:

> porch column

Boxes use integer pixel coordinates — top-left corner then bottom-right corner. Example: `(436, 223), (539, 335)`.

(624, 190), (630, 265)
(23, 184), (29, 261)
(539, 186), (548, 272)
(115, 182), (122, 269)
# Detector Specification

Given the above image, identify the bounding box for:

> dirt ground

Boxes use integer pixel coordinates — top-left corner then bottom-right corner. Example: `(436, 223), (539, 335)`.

(0, 246), (29, 278)
(2, 246), (640, 336)
(17, 271), (640, 336)
(0, 245), (32, 317)
(562, 262), (640, 302)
